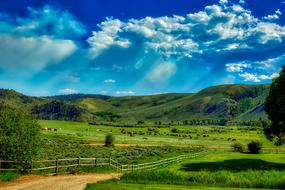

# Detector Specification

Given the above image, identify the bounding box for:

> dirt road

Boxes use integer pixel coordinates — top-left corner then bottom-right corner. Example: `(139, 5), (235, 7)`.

(0, 173), (121, 190)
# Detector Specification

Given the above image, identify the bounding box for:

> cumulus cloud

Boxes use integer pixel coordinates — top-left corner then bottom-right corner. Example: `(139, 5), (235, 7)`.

(115, 90), (135, 95)
(87, 19), (130, 58)
(239, 73), (260, 82)
(226, 63), (251, 72)
(58, 88), (78, 94)
(239, 72), (279, 82)
(87, 1), (285, 85)
(263, 9), (282, 21)
(104, 79), (116, 83)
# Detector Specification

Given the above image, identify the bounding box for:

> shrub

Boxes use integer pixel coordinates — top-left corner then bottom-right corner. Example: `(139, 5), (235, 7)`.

(104, 133), (115, 147)
(231, 142), (244, 153)
(247, 141), (262, 154)
(0, 106), (40, 162)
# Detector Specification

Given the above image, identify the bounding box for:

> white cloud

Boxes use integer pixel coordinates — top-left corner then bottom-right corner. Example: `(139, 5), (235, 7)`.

(58, 88), (78, 94)
(0, 35), (76, 74)
(115, 90), (135, 95)
(239, 72), (279, 82)
(239, 0), (246, 5)
(104, 79), (116, 83)
(87, 19), (130, 58)
(239, 73), (260, 82)
(146, 62), (177, 83)
(88, 3), (285, 61)
(258, 73), (279, 80)
(263, 9), (282, 21)
(226, 63), (251, 72)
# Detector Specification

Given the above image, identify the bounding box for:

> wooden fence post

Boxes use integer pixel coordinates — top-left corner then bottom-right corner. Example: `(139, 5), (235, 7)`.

(55, 159), (58, 174)
(109, 157), (111, 167)
(30, 160), (33, 174)
(0, 160), (2, 173)
(77, 157), (80, 170)
(94, 158), (97, 167)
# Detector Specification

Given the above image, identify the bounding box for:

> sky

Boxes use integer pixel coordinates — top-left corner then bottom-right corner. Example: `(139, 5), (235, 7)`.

(0, 0), (285, 96)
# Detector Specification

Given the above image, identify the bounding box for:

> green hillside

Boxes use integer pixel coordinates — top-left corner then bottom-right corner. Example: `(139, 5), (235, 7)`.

(0, 84), (270, 123)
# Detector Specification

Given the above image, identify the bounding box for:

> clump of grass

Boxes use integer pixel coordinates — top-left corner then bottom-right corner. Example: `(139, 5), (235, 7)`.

(122, 170), (187, 185)
(188, 170), (285, 189)
(0, 172), (21, 181)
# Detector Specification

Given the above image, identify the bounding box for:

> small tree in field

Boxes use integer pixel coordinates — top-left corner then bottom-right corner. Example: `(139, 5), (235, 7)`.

(231, 142), (244, 153)
(104, 133), (115, 147)
(0, 106), (40, 161)
(247, 141), (262, 154)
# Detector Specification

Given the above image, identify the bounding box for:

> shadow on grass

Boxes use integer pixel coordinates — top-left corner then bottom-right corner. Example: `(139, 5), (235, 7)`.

(180, 159), (285, 172)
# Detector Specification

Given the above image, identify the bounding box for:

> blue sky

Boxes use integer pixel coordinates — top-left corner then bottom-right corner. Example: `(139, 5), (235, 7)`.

(0, 0), (285, 96)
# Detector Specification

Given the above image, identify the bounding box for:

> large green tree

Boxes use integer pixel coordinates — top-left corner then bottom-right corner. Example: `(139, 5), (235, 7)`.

(265, 65), (285, 145)
(0, 106), (40, 161)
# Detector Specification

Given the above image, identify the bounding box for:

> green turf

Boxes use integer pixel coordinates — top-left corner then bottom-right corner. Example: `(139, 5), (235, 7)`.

(85, 152), (285, 189)
(85, 182), (274, 190)
(39, 120), (282, 149)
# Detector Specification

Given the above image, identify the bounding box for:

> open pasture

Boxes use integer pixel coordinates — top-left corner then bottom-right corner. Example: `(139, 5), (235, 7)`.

(39, 120), (280, 149)
(85, 152), (285, 189)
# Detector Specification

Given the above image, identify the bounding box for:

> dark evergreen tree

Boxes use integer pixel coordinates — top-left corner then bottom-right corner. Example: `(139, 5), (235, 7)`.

(265, 66), (285, 145)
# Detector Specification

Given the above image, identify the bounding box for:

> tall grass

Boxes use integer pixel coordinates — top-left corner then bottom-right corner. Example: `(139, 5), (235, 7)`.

(0, 172), (21, 181)
(122, 170), (285, 189)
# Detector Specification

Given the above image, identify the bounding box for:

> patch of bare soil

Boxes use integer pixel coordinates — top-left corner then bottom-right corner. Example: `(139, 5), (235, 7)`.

(0, 173), (121, 190)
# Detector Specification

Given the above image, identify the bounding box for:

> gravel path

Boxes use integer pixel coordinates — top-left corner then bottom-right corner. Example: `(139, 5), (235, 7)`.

(0, 173), (121, 190)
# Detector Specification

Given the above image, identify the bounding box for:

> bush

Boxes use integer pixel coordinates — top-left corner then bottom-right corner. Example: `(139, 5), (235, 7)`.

(231, 142), (244, 153)
(247, 141), (262, 154)
(0, 106), (40, 162)
(104, 133), (115, 147)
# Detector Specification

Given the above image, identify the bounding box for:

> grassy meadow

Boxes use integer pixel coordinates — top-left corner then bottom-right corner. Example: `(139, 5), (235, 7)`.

(85, 152), (285, 189)
(3, 119), (284, 189)
(39, 120), (281, 149)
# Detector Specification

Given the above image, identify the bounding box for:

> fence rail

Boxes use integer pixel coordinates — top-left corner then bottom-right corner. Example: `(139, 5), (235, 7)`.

(0, 151), (208, 174)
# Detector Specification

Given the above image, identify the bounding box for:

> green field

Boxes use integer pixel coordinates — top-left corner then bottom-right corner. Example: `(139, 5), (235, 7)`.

(36, 120), (285, 189)
(4, 119), (285, 189)
(39, 120), (281, 149)
(85, 183), (275, 190)
(85, 152), (285, 189)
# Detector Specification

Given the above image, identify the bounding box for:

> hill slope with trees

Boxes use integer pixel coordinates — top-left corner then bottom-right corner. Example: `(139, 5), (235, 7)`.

(0, 84), (270, 123)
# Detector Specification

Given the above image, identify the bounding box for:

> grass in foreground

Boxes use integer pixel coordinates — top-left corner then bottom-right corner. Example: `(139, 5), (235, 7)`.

(85, 152), (285, 189)
(85, 181), (274, 190)
(0, 172), (20, 182)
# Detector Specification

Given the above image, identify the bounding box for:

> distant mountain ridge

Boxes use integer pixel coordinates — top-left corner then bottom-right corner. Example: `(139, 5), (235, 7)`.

(0, 84), (270, 123)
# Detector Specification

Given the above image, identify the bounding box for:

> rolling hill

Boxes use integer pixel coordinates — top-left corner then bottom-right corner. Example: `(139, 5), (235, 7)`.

(0, 84), (270, 123)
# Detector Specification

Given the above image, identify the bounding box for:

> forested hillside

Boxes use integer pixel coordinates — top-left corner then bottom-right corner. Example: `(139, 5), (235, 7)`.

(0, 84), (270, 124)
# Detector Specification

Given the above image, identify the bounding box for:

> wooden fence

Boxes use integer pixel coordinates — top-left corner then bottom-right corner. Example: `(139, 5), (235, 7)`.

(0, 151), (208, 174)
